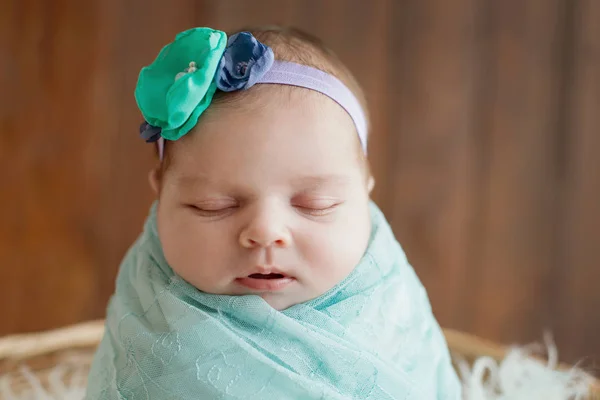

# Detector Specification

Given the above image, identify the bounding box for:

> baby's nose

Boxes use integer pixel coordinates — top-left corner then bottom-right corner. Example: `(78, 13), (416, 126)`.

(239, 218), (291, 249)
(241, 236), (288, 248)
(239, 227), (291, 248)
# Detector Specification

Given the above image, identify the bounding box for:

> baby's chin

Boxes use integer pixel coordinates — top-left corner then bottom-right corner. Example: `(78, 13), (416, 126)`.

(258, 292), (309, 311)
(198, 280), (316, 310)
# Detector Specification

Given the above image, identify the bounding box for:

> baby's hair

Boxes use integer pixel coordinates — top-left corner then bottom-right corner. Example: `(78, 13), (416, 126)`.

(159, 26), (371, 177)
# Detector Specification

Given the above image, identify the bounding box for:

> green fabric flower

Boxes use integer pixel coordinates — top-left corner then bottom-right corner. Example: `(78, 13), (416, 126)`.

(134, 28), (227, 141)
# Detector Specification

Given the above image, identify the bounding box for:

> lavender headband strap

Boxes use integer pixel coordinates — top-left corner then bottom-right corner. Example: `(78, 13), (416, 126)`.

(258, 61), (368, 151)
(157, 60), (368, 159)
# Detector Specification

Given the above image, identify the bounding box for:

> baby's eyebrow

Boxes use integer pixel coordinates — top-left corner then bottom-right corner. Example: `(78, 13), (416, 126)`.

(171, 173), (353, 191)
(293, 175), (353, 189)
(172, 174), (214, 188)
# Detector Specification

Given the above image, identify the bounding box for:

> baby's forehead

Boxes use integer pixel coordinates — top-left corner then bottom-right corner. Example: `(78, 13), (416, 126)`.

(165, 129), (365, 190)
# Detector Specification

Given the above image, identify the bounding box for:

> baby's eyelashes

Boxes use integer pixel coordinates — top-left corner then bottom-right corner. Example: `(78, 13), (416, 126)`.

(290, 196), (343, 217)
(291, 197), (339, 209)
(184, 198), (240, 218)
(293, 205), (340, 218)
(195, 199), (238, 209)
(186, 204), (238, 218)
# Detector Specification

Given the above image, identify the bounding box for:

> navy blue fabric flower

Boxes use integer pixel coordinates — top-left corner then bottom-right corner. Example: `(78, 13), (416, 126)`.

(216, 32), (274, 92)
(139, 121), (162, 143)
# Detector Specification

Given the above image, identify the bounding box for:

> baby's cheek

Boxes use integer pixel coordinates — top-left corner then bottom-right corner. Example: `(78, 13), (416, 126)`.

(158, 216), (230, 292)
(300, 225), (367, 291)
(333, 213), (371, 271)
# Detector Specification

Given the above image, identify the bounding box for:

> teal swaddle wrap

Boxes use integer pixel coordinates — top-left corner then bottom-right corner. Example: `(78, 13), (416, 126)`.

(85, 202), (461, 399)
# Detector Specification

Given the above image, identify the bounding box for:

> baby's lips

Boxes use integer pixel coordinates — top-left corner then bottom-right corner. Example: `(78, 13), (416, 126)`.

(247, 265), (289, 277)
(248, 273), (286, 279)
(235, 275), (295, 291)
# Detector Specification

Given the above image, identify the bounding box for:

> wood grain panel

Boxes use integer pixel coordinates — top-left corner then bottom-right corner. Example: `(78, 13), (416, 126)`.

(1, 0), (101, 332)
(469, 0), (568, 344)
(387, 0), (480, 329)
(556, 0), (600, 365)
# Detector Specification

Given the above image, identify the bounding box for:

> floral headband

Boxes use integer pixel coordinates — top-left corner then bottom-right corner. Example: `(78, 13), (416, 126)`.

(135, 28), (368, 160)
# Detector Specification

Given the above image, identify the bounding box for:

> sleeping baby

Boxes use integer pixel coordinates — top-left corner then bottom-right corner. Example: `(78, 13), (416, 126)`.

(85, 26), (462, 399)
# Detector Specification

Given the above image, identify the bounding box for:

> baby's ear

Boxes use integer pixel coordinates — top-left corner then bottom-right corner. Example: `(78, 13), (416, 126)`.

(367, 176), (375, 194)
(148, 166), (162, 195)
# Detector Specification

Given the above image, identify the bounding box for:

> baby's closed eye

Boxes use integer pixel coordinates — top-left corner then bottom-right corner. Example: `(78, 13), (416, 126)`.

(185, 199), (239, 217)
(181, 193), (345, 219)
(291, 196), (343, 216)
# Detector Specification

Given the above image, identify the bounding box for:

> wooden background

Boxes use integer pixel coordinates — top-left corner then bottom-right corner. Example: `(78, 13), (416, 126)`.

(1, 0), (599, 367)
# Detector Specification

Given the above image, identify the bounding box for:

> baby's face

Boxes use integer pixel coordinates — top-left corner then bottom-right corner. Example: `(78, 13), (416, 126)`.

(154, 87), (372, 310)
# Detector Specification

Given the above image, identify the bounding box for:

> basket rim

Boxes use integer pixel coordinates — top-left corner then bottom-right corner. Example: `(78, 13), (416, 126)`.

(0, 320), (104, 361)
(1, 321), (598, 394)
